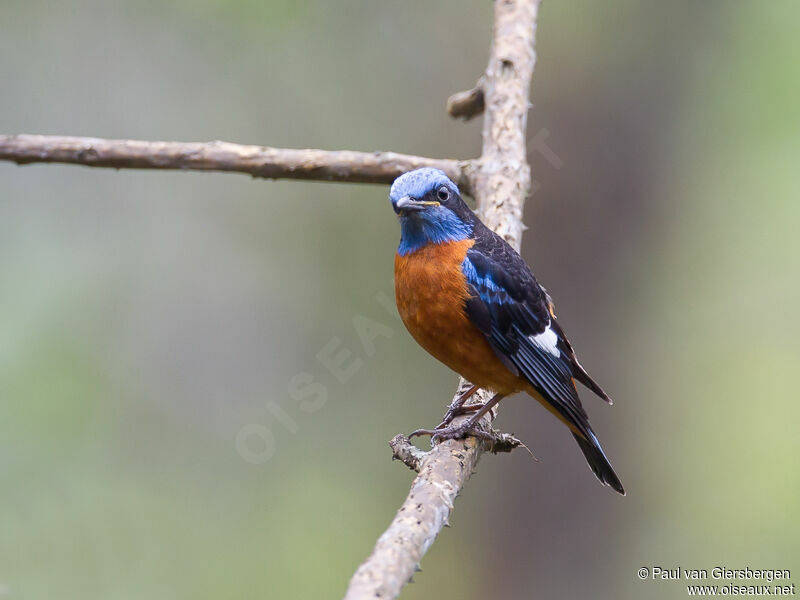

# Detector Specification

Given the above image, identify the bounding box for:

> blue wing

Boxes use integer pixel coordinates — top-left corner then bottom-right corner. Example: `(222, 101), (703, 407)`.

(459, 224), (623, 494)
(462, 248), (596, 437)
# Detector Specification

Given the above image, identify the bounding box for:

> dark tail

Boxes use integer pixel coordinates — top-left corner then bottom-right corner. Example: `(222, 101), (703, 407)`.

(573, 429), (625, 495)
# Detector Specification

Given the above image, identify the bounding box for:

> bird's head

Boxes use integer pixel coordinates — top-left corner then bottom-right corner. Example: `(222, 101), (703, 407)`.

(389, 168), (475, 255)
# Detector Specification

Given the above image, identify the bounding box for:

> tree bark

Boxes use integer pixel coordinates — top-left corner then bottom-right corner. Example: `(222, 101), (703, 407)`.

(0, 134), (469, 193)
(343, 1), (541, 598)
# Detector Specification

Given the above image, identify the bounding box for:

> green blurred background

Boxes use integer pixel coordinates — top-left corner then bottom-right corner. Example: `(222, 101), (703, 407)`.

(1, 1), (798, 598)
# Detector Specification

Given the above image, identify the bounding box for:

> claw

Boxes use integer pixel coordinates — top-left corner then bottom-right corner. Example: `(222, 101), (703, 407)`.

(408, 428), (439, 439)
(437, 403), (484, 429)
(409, 423), (495, 444)
(411, 392), (507, 446)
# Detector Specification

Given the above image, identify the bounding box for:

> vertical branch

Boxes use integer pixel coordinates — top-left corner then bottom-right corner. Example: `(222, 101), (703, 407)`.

(473, 0), (538, 250)
(343, 1), (541, 599)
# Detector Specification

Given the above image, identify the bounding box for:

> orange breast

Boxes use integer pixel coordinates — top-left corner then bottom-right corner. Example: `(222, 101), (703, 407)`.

(394, 240), (523, 395)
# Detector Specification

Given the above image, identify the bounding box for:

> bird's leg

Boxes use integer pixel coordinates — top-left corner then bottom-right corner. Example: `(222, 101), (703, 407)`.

(436, 384), (479, 429)
(410, 393), (506, 443)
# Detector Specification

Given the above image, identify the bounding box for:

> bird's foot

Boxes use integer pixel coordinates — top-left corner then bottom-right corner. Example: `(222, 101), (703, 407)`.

(435, 384), (480, 429)
(410, 392), (508, 447)
(408, 424), (527, 455)
(409, 421), (495, 445)
(435, 403), (484, 429)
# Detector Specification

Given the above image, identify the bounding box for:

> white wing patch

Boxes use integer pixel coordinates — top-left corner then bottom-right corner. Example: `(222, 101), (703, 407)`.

(530, 323), (560, 357)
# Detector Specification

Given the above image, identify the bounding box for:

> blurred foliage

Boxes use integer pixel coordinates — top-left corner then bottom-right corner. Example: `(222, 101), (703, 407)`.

(1, 1), (798, 599)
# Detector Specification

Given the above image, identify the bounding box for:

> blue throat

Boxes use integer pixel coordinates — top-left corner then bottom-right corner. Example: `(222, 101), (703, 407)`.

(397, 208), (472, 256)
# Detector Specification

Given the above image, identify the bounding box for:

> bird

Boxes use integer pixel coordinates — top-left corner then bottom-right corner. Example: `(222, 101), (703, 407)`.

(390, 167), (624, 494)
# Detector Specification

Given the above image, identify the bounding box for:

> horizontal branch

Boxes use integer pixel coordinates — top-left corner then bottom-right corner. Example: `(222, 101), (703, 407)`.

(0, 134), (471, 194)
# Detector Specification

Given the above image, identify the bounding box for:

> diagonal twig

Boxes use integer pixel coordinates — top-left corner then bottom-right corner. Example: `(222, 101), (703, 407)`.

(446, 79), (486, 121)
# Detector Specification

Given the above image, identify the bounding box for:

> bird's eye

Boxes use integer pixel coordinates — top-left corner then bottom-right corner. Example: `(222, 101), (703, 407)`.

(437, 187), (450, 202)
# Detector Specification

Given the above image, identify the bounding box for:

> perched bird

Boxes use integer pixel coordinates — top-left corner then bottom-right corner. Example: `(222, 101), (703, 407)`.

(390, 168), (624, 494)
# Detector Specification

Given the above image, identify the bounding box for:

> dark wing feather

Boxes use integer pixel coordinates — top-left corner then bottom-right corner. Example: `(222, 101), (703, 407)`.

(460, 222), (623, 494)
(461, 227), (598, 437)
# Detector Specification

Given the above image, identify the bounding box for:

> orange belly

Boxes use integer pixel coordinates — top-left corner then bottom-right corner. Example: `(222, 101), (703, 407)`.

(394, 239), (523, 395)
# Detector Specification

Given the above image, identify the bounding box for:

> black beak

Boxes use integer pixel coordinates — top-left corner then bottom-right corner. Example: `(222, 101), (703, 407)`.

(395, 196), (440, 214)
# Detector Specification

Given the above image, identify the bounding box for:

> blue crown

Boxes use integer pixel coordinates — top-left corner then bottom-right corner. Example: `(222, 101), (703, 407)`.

(389, 168), (458, 204)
